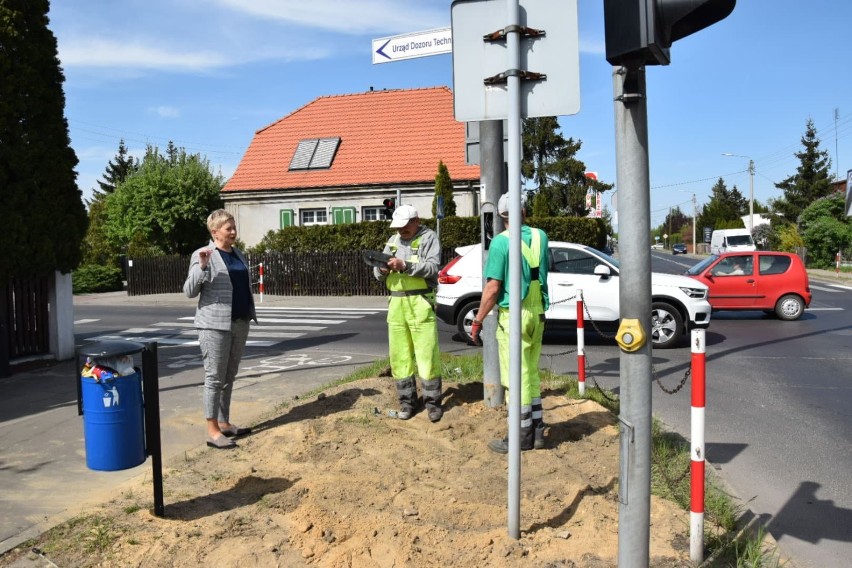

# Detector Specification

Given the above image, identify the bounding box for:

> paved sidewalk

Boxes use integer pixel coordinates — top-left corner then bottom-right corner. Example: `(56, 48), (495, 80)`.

(0, 294), (388, 560)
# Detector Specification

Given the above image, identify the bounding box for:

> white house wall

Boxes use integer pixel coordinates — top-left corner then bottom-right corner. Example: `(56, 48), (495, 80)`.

(224, 184), (480, 247)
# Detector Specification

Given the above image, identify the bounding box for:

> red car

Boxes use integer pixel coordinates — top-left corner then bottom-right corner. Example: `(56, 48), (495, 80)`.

(684, 251), (812, 320)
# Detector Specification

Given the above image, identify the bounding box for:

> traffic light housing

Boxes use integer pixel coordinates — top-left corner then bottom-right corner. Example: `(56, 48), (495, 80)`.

(382, 198), (396, 219)
(604, 0), (736, 66)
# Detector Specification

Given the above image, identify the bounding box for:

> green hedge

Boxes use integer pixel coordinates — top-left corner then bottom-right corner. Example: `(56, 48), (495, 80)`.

(250, 215), (608, 253)
(73, 264), (124, 294)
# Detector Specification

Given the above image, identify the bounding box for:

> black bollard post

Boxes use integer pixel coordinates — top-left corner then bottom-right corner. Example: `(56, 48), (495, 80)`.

(142, 341), (165, 517)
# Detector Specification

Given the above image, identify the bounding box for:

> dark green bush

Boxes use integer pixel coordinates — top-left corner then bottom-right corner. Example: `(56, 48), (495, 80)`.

(73, 265), (124, 294)
(250, 215), (608, 254)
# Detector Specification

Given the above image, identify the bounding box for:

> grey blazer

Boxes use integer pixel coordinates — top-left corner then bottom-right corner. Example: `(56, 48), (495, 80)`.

(183, 243), (258, 330)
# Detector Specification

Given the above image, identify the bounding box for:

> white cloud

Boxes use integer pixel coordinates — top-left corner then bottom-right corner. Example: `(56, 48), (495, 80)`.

(58, 39), (228, 71)
(214, 0), (448, 35)
(150, 106), (181, 119)
(57, 37), (331, 72)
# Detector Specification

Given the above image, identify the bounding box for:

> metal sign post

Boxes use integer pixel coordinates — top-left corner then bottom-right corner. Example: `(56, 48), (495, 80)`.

(451, 0), (579, 540)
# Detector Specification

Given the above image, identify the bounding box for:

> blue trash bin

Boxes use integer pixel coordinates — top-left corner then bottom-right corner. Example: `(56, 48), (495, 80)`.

(81, 371), (146, 471)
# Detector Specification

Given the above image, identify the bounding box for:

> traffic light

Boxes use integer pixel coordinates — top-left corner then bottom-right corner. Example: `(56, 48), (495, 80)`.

(604, 0), (736, 66)
(382, 198), (395, 219)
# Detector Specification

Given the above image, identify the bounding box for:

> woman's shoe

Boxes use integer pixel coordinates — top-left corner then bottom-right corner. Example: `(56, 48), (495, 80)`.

(207, 435), (237, 449)
(221, 425), (252, 437)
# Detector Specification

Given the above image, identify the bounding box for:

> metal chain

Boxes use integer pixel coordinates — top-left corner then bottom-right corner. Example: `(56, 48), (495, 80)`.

(651, 450), (692, 486)
(654, 365), (691, 395)
(581, 293), (617, 340)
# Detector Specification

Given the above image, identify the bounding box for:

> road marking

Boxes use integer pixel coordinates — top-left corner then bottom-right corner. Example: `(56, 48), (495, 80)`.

(82, 307), (379, 349)
(806, 307), (843, 311)
(809, 284), (843, 292)
(74, 318), (100, 324)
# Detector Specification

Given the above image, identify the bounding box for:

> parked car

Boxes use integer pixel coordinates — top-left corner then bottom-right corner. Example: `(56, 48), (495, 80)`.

(672, 243), (688, 255)
(651, 243), (664, 249)
(436, 242), (712, 349)
(683, 251), (812, 320)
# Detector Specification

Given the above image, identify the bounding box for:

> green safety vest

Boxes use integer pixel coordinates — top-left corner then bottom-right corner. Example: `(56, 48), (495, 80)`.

(385, 234), (430, 293)
(500, 228), (545, 315)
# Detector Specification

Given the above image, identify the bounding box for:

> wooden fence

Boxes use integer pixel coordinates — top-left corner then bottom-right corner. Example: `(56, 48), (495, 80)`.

(1, 276), (51, 373)
(127, 249), (457, 296)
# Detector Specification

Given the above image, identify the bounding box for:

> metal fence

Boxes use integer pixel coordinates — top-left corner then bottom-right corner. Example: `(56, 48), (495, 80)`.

(126, 249), (457, 296)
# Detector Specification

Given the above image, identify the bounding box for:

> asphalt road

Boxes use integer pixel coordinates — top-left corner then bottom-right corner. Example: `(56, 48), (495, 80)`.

(2, 268), (851, 567)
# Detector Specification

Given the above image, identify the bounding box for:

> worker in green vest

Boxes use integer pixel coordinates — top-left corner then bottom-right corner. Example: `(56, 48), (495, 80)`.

(471, 193), (550, 453)
(374, 205), (443, 422)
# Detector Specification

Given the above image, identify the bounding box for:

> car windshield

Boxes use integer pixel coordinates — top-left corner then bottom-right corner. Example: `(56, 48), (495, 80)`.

(684, 255), (718, 275)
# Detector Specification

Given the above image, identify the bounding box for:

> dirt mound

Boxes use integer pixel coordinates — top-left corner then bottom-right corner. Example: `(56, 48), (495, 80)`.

(6, 378), (691, 567)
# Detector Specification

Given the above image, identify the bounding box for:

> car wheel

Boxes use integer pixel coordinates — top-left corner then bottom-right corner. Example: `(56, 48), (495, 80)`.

(650, 302), (683, 349)
(775, 294), (804, 320)
(456, 299), (481, 339)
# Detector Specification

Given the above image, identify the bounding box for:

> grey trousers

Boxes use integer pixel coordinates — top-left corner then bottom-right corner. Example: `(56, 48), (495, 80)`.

(198, 318), (250, 423)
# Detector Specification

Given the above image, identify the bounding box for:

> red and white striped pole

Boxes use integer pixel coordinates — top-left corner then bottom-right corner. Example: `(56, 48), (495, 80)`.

(576, 289), (585, 396)
(258, 262), (264, 303)
(690, 328), (707, 562)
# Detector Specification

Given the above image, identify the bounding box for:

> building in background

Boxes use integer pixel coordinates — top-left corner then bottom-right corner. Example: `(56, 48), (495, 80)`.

(222, 87), (481, 246)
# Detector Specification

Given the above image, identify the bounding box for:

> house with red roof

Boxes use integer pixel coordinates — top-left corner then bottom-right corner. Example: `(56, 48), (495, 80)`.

(222, 86), (481, 246)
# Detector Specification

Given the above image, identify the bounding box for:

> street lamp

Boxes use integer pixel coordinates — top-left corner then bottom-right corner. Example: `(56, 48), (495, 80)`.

(722, 153), (754, 232)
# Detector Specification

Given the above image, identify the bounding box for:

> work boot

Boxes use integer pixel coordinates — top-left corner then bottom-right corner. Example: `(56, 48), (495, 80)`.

(488, 426), (534, 454)
(533, 420), (546, 450)
(422, 377), (443, 423)
(395, 376), (416, 420)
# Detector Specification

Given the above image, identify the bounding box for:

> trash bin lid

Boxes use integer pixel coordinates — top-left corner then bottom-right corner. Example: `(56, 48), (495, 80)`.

(78, 340), (146, 358)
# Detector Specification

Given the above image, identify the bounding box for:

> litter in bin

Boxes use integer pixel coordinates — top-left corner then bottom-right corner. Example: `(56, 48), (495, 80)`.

(81, 354), (135, 382)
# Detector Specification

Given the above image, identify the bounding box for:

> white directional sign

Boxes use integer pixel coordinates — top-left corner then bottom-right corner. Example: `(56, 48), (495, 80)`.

(372, 28), (452, 64)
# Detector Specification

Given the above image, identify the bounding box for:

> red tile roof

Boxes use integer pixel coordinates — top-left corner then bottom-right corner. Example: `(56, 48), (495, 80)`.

(223, 86), (480, 192)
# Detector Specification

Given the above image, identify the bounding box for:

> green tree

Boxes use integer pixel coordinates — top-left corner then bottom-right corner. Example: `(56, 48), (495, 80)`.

(432, 160), (457, 218)
(83, 140), (141, 267)
(772, 119), (834, 224)
(92, 139), (138, 201)
(521, 117), (612, 216)
(1, 0), (88, 281)
(798, 193), (852, 267)
(103, 145), (224, 255)
(697, 178), (746, 230)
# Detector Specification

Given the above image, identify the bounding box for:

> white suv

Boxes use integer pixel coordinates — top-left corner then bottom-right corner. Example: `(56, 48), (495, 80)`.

(436, 242), (711, 349)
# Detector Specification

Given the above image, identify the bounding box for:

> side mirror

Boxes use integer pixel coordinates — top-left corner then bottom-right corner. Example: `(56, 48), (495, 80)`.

(594, 264), (612, 279)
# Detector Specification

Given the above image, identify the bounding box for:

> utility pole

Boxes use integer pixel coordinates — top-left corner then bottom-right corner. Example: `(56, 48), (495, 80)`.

(480, 120), (505, 408)
(748, 159), (754, 232)
(692, 193), (697, 254)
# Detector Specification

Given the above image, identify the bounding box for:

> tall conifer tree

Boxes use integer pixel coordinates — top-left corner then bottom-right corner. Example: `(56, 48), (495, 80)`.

(1, 0), (87, 280)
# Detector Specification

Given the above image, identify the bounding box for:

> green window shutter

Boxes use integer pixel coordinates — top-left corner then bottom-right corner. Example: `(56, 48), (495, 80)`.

(331, 207), (356, 225)
(280, 209), (294, 228)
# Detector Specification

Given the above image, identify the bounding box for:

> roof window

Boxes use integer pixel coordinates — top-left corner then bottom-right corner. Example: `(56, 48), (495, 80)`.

(289, 137), (340, 170)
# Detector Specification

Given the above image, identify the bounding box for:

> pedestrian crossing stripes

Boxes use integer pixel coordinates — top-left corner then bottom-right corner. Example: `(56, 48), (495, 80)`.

(82, 307), (383, 348)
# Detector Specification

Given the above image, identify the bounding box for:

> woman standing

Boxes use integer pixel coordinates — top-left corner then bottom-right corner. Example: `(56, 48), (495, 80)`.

(184, 209), (257, 449)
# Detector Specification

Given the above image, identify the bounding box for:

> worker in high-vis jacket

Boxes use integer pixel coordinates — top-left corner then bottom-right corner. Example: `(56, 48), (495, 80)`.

(374, 204), (443, 422)
(471, 193), (550, 453)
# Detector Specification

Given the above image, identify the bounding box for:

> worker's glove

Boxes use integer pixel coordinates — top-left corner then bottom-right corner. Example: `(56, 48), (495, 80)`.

(469, 319), (483, 346)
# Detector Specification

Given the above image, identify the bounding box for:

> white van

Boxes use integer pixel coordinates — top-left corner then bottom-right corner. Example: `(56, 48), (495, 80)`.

(710, 228), (756, 255)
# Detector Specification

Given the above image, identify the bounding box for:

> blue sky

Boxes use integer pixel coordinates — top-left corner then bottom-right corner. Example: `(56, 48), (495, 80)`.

(48, 0), (851, 228)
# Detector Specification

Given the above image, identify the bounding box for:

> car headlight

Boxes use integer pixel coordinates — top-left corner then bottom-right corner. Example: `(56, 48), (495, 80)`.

(680, 287), (708, 299)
